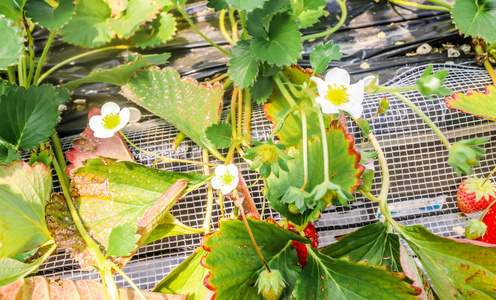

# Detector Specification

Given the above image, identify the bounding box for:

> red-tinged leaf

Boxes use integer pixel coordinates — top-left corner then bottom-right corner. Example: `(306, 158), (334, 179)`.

(0, 276), (185, 299)
(445, 85), (496, 121)
(400, 243), (437, 300)
(64, 107), (135, 178)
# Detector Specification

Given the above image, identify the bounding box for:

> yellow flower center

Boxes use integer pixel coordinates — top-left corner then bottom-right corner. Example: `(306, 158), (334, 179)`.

(220, 173), (235, 186)
(102, 113), (121, 130)
(325, 84), (349, 106)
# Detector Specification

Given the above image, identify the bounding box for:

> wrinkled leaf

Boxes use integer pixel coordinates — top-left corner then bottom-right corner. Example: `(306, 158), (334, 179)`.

(292, 248), (420, 299)
(310, 40), (342, 75)
(205, 122), (232, 148)
(228, 39), (260, 89)
(0, 85), (60, 151)
(452, 0), (496, 43)
(0, 15), (24, 69)
(245, 0), (289, 39)
(59, 0), (113, 47)
(25, 0), (75, 30)
(0, 276), (185, 299)
(62, 56), (148, 90)
(143, 213), (202, 245)
(295, 0), (327, 28)
(202, 218), (308, 299)
(251, 13), (302, 67)
(0, 161), (53, 258)
(397, 224), (496, 299)
(153, 248), (209, 300)
(132, 12), (176, 49)
(445, 85), (496, 121)
(107, 0), (160, 39)
(0, 143), (18, 165)
(320, 222), (402, 272)
(106, 224), (140, 257)
(122, 67), (224, 155)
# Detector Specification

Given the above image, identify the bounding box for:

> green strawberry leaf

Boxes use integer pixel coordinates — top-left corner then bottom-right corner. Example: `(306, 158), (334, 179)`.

(62, 56), (148, 90)
(225, 0), (266, 11)
(251, 13), (302, 67)
(295, 0), (327, 28)
(205, 122), (232, 148)
(29, 146), (53, 168)
(251, 76), (274, 104)
(132, 12), (176, 49)
(266, 126), (363, 224)
(25, 0), (75, 30)
(310, 40), (342, 75)
(228, 39), (260, 89)
(377, 96), (389, 115)
(0, 252), (52, 287)
(48, 158), (209, 270)
(320, 222), (402, 272)
(203, 218), (308, 299)
(264, 66), (330, 147)
(446, 85), (496, 121)
(0, 15), (24, 69)
(106, 224), (140, 257)
(206, 0), (229, 11)
(107, 0), (160, 39)
(128, 53), (171, 65)
(0, 143), (19, 165)
(143, 213), (202, 245)
(245, 0), (289, 39)
(0, 85), (60, 151)
(122, 67), (224, 156)
(0, 0), (26, 21)
(104, 0), (128, 17)
(356, 118), (371, 136)
(59, 0), (113, 47)
(293, 247), (420, 299)
(153, 247), (209, 300)
(452, 0), (496, 43)
(0, 161), (53, 258)
(396, 224), (496, 299)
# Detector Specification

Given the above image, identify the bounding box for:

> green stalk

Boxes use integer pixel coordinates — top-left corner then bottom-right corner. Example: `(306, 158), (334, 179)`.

(37, 45), (132, 85)
(112, 264), (146, 300)
(18, 56), (24, 87)
(238, 10), (249, 39)
(316, 109), (330, 182)
(268, 106), (300, 139)
(298, 107), (309, 190)
(229, 9), (237, 39)
(174, 3), (228, 55)
(427, 0), (452, 9)
(22, 55), (28, 87)
(231, 88), (239, 138)
(219, 10), (234, 45)
(33, 30), (57, 85)
(387, 0), (451, 11)
(274, 75), (298, 107)
(237, 89), (243, 138)
(301, 0), (347, 41)
(202, 149), (214, 234)
(51, 133), (67, 170)
(475, 43), (496, 86)
(482, 165), (496, 186)
(22, 13), (35, 85)
(243, 89), (252, 143)
(100, 269), (109, 300)
(7, 66), (15, 83)
(381, 89), (451, 149)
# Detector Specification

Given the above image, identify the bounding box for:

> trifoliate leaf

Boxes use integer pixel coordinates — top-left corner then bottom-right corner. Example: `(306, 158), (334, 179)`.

(59, 0), (113, 47)
(104, 0), (128, 17)
(452, 0), (496, 43)
(207, 0), (229, 11)
(446, 85), (496, 121)
(205, 123), (232, 148)
(0, 85), (60, 151)
(225, 0), (266, 11)
(0, 0), (26, 21)
(251, 13), (302, 67)
(245, 0), (289, 38)
(0, 15), (24, 69)
(25, 0), (75, 30)
(132, 12), (176, 49)
(251, 76), (274, 104)
(107, 0), (160, 39)
(228, 39), (260, 89)
(62, 56), (148, 90)
(106, 224), (140, 257)
(0, 143), (18, 165)
(310, 40), (342, 75)
(295, 0), (327, 28)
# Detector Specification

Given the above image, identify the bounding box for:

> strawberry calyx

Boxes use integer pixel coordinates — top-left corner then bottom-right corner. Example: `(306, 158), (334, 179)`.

(465, 218), (488, 240)
(256, 269), (286, 300)
(463, 177), (496, 202)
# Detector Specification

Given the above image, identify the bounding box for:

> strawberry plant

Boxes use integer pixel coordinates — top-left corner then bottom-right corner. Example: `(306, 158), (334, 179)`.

(1, 0), (496, 299)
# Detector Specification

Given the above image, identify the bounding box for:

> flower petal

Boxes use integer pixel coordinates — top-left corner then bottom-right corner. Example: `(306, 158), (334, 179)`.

(114, 107), (130, 131)
(221, 185), (234, 195)
(93, 128), (116, 138)
(211, 176), (222, 189)
(101, 102), (121, 116)
(319, 100), (340, 114)
(340, 101), (364, 119)
(215, 165), (228, 176)
(311, 77), (329, 97)
(89, 115), (104, 132)
(324, 68), (350, 87)
(226, 164), (238, 176)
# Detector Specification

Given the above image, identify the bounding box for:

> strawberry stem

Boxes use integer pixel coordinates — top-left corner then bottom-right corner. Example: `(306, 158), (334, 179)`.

(482, 165), (496, 187)
(479, 198), (496, 221)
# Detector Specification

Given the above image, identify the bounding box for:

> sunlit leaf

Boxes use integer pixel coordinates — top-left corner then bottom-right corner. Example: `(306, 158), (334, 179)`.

(452, 0), (496, 43)
(446, 85), (496, 121)
(132, 12), (176, 49)
(225, 0), (266, 11)
(107, 0), (160, 39)
(143, 213), (202, 245)
(310, 40), (342, 75)
(106, 224), (140, 257)
(295, 0), (327, 28)
(25, 0), (75, 30)
(205, 122), (232, 148)
(0, 15), (23, 69)
(104, 0), (128, 17)
(122, 67), (224, 155)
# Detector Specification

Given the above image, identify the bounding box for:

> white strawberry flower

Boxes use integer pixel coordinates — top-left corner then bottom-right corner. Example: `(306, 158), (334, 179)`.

(89, 102), (130, 138)
(311, 68), (366, 119)
(211, 164), (239, 194)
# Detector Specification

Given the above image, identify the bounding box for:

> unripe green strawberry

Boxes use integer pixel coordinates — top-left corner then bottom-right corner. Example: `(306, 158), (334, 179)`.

(465, 219), (487, 240)
(457, 177), (496, 214)
(288, 203), (300, 215)
(256, 269), (285, 300)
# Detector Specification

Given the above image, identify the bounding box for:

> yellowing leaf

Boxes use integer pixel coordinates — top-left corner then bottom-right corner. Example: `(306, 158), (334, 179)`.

(446, 85), (496, 121)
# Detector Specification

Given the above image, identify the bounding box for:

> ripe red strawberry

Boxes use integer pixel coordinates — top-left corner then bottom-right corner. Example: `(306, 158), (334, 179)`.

(291, 222), (319, 268)
(477, 206), (496, 244)
(457, 177), (496, 214)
